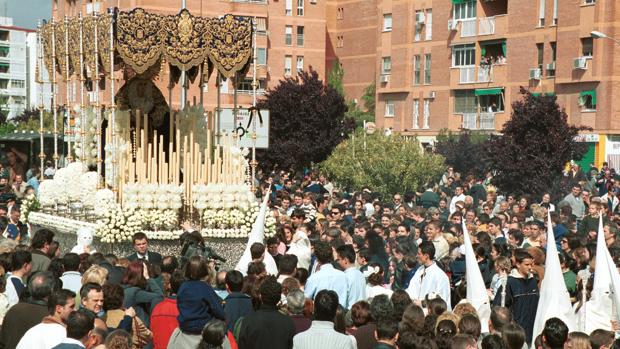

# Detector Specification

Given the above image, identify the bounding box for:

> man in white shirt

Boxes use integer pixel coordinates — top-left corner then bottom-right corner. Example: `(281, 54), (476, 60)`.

(304, 241), (348, 308)
(335, 245), (366, 309)
(449, 186), (466, 214)
(16, 289), (76, 349)
(293, 290), (356, 349)
(59, 253), (82, 294)
(425, 221), (449, 260)
(5, 250), (32, 307)
(406, 241), (451, 309)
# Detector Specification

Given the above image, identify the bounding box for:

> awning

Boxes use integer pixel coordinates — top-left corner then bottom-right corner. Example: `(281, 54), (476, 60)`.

(452, 0), (476, 4)
(0, 63), (8, 69)
(475, 88), (503, 96)
(579, 90), (596, 106)
(532, 92), (555, 97)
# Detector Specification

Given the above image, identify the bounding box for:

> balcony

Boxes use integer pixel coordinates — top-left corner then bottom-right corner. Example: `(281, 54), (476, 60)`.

(462, 112), (496, 130)
(456, 65), (506, 84)
(478, 17), (495, 36)
(460, 19), (477, 38)
(459, 66), (476, 84)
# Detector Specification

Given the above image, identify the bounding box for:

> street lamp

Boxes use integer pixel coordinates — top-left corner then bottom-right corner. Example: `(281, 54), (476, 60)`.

(591, 31), (620, 45)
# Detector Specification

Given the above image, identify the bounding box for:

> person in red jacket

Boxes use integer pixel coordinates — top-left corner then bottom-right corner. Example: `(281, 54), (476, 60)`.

(150, 270), (184, 349)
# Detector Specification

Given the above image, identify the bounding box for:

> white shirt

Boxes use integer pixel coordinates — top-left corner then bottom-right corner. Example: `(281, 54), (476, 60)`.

(343, 267), (366, 309)
(432, 235), (450, 260)
(365, 285), (393, 300)
(406, 262), (451, 309)
(293, 321), (356, 349)
(60, 271), (82, 294)
(449, 194), (466, 214)
(16, 322), (66, 349)
(54, 337), (85, 348)
(5, 275), (24, 307)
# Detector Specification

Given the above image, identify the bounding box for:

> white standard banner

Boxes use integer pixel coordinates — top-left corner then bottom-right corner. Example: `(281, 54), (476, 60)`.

(218, 108), (270, 149)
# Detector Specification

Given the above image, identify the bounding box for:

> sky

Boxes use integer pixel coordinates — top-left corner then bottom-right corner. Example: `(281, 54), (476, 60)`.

(0, 0), (51, 29)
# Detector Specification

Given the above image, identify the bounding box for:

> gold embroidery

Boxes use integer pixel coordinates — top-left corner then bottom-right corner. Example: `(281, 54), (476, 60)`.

(116, 8), (162, 75)
(67, 18), (82, 77)
(206, 15), (253, 79)
(161, 9), (209, 72)
(98, 13), (114, 77)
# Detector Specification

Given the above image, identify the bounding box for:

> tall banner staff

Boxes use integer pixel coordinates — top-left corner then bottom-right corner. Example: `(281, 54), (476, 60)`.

(108, 7), (117, 193)
(79, 13), (85, 161)
(51, 18), (59, 170)
(64, 16), (72, 162)
(37, 22), (45, 180)
(93, 11), (102, 187)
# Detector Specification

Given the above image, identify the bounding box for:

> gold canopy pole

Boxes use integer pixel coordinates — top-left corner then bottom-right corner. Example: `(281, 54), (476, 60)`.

(250, 17), (258, 191)
(37, 22), (45, 180)
(79, 13), (86, 162)
(108, 8), (117, 193)
(51, 19), (59, 170)
(93, 11), (102, 187)
(64, 16), (72, 162)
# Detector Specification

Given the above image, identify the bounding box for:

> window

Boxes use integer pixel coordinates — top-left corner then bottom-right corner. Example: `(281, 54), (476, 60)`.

(551, 42), (557, 61)
(385, 99), (395, 117)
(337, 35), (344, 48)
(296, 56), (304, 72)
(383, 14), (392, 31)
(10, 80), (24, 88)
(285, 26), (292, 46)
(425, 9), (432, 40)
(413, 55), (421, 85)
(413, 99), (420, 129)
(582, 38), (593, 57)
(297, 0), (304, 16)
(579, 90), (596, 110)
(236, 79), (254, 92)
(479, 94), (504, 112)
(537, 43), (544, 70)
(257, 48), (267, 65)
(452, 44), (475, 67)
(552, 0), (558, 25)
(584, 0), (595, 4)
(453, 1), (476, 20)
(382, 57), (391, 74)
(423, 99), (430, 129)
(284, 55), (292, 76)
(424, 54), (431, 84)
(256, 18), (267, 33)
(454, 90), (477, 113)
(414, 11), (423, 41)
(538, 0), (545, 27)
(297, 26), (304, 46)
(220, 77), (229, 94)
(337, 7), (344, 20)
(285, 0), (293, 16)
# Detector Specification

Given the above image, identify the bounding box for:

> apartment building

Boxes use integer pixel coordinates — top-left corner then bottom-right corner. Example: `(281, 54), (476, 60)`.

(53, 0), (325, 113)
(0, 17), (37, 119)
(329, 0), (620, 168)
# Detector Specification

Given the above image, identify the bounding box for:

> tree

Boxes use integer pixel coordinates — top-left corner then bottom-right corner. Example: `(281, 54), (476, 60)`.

(361, 81), (376, 113)
(486, 88), (591, 197)
(321, 130), (445, 196)
(346, 100), (374, 130)
(327, 59), (345, 96)
(434, 129), (490, 179)
(256, 70), (353, 172)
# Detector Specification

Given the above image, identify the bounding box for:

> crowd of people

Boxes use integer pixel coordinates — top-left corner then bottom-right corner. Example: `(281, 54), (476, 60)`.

(0, 158), (618, 349)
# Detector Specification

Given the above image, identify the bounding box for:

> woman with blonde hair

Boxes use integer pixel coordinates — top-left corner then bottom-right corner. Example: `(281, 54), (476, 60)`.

(566, 332), (591, 349)
(81, 265), (108, 286)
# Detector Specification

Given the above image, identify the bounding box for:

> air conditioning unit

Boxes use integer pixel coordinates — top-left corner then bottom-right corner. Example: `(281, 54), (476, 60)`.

(546, 61), (556, 70)
(380, 74), (390, 83)
(429, 91), (436, 99)
(448, 19), (458, 31)
(573, 57), (587, 70)
(416, 12), (425, 25)
(529, 68), (542, 80)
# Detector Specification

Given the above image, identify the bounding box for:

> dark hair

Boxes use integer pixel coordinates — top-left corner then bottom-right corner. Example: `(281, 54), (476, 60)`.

(376, 318), (399, 340)
(121, 261), (147, 289)
(590, 329), (615, 349)
(514, 249), (533, 263)
(29, 271), (57, 301)
(400, 303), (425, 336)
(436, 319), (457, 349)
(198, 319), (227, 349)
(366, 232), (388, 259)
(314, 289), (339, 321)
(66, 310), (95, 340)
(62, 253), (81, 272)
(542, 317), (568, 349)
(247, 261), (266, 276)
(132, 232), (148, 245)
(47, 289), (76, 315)
(295, 267), (309, 286)
(458, 314), (482, 340)
(80, 282), (103, 301)
(169, 269), (185, 295)
(428, 297), (447, 316)
(490, 306), (513, 332)
(336, 244), (356, 264)
(11, 250), (32, 271)
(398, 332), (438, 349)
(370, 294), (394, 322)
(31, 229), (55, 249)
(419, 241), (436, 261)
(259, 275), (281, 306)
(391, 290), (412, 320)
(313, 240), (333, 264)
(481, 334), (506, 349)
(351, 301), (371, 327)
(225, 270), (244, 293)
(367, 262), (385, 286)
(451, 334), (477, 349)
(358, 248), (371, 262)
(185, 256), (210, 281)
(102, 284), (125, 311)
(278, 254), (298, 275)
(250, 243), (265, 260)
(161, 256), (179, 274)
(501, 323), (526, 349)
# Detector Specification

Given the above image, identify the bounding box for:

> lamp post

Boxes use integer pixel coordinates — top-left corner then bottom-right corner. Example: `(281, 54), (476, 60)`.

(591, 31), (620, 46)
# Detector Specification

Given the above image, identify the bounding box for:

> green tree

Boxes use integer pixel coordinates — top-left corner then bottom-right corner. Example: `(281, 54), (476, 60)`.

(362, 81), (376, 113)
(327, 59), (345, 96)
(487, 88), (591, 197)
(346, 100), (374, 130)
(434, 129), (490, 178)
(321, 130), (444, 196)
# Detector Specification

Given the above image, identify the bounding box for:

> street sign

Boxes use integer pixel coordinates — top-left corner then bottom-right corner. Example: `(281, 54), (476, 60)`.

(218, 108), (269, 149)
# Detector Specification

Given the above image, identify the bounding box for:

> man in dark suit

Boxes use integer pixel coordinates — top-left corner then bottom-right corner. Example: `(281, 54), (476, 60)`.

(126, 232), (162, 266)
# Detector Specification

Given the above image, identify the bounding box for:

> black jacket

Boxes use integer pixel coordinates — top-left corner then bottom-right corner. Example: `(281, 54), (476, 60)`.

(493, 271), (539, 344)
(126, 251), (163, 266)
(224, 292), (254, 331)
(238, 304), (295, 349)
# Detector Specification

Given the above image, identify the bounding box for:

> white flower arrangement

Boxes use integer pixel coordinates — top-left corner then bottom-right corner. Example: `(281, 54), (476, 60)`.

(123, 184), (183, 211)
(20, 194), (40, 224)
(143, 229), (184, 240)
(28, 212), (97, 235)
(96, 203), (144, 243)
(140, 209), (179, 231)
(94, 189), (116, 216)
(73, 107), (98, 167)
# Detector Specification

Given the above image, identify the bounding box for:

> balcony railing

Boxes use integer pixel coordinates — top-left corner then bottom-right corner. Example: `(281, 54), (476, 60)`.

(478, 65), (492, 82)
(460, 18), (477, 38)
(462, 112), (496, 130)
(479, 17), (496, 36)
(459, 66), (476, 83)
